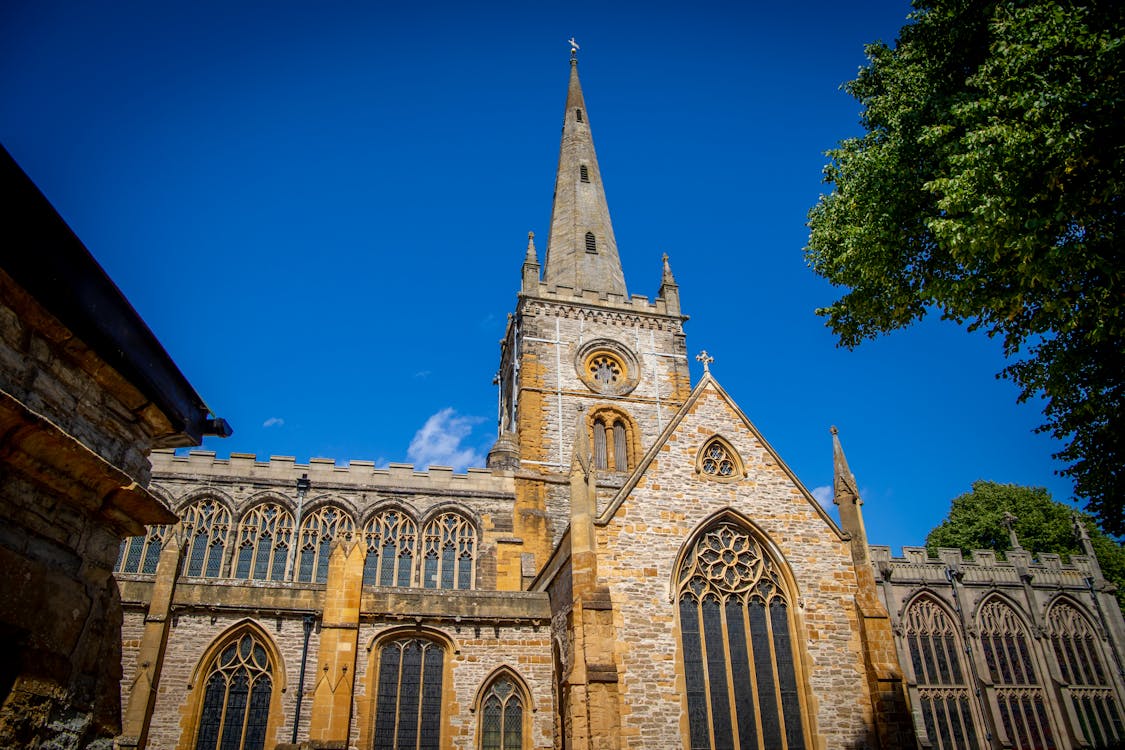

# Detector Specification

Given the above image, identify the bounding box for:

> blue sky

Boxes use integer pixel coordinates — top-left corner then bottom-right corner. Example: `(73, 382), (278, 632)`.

(0, 1), (1079, 549)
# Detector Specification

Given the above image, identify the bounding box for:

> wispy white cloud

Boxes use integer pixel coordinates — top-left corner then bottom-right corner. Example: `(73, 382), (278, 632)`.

(811, 485), (833, 507)
(407, 408), (485, 471)
(413, 370), (432, 379)
(262, 417), (285, 428)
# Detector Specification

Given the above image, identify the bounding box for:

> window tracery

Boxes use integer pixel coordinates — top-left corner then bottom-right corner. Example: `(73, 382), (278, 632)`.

(373, 637), (444, 750)
(363, 509), (418, 587)
(696, 437), (742, 481)
(194, 631), (274, 750)
(421, 512), (476, 590)
(115, 523), (170, 575)
(296, 505), (355, 583)
(1047, 601), (1123, 747)
(182, 498), (232, 578)
(977, 598), (1055, 749)
(480, 675), (524, 750)
(232, 503), (293, 581)
(676, 521), (806, 750)
(903, 597), (979, 750)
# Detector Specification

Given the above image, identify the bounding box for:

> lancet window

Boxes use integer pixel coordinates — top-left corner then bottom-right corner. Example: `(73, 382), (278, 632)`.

(373, 637), (445, 750)
(115, 523), (170, 575)
(363, 509), (418, 587)
(978, 598), (1055, 749)
(182, 498), (232, 578)
(480, 675), (524, 750)
(194, 630), (274, 750)
(677, 520), (807, 750)
(1047, 601), (1124, 747)
(232, 503), (294, 582)
(903, 596), (980, 750)
(421, 512), (476, 590)
(592, 417), (628, 472)
(295, 505), (355, 583)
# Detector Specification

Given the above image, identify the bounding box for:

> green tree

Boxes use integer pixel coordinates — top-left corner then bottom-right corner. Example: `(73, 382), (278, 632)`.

(805, 0), (1125, 533)
(926, 481), (1125, 610)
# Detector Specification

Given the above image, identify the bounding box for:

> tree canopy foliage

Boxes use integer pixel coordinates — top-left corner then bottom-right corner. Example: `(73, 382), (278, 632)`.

(926, 481), (1125, 610)
(805, 0), (1124, 533)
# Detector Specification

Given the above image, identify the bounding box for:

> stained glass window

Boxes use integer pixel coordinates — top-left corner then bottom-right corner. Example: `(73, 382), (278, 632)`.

(295, 505), (355, 583)
(373, 638), (444, 750)
(421, 513), (476, 590)
(978, 598), (1056, 749)
(194, 631), (273, 750)
(232, 504), (294, 582)
(115, 524), (170, 575)
(1048, 601), (1124, 747)
(363, 510), (418, 587)
(903, 597), (980, 750)
(480, 675), (524, 750)
(182, 499), (232, 578)
(677, 520), (806, 749)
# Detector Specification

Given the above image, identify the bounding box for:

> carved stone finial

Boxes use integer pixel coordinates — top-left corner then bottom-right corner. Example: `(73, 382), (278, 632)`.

(696, 350), (714, 373)
(1000, 511), (1023, 550)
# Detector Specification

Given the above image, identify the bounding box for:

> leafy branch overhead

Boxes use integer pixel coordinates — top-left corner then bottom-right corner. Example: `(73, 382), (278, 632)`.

(805, 0), (1124, 533)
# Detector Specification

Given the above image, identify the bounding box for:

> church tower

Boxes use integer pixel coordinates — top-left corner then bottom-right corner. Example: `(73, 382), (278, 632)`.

(490, 52), (692, 582)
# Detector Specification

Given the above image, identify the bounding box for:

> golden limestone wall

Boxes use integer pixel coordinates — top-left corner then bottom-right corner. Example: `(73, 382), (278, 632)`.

(591, 383), (877, 749)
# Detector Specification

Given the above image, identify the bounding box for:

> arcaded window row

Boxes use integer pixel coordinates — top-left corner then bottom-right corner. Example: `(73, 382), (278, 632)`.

(903, 592), (1122, 749)
(116, 498), (478, 590)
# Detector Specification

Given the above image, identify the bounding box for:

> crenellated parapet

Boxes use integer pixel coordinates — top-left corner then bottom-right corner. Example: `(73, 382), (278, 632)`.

(521, 281), (684, 321)
(869, 544), (1100, 589)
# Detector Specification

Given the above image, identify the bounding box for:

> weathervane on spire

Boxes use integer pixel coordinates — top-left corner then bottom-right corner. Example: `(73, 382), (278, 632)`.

(696, 350), (714, 373)
(568, 37), (580, 58)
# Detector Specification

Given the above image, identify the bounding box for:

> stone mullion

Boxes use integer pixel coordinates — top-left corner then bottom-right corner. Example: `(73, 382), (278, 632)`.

(946, 572), (998, 749)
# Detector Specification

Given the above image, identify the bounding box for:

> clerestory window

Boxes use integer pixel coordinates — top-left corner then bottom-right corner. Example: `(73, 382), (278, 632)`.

(232, 503), (293, 581)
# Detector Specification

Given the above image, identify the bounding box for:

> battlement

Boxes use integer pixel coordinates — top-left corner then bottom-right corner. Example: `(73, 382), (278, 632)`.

(524, 281), (682, 317)
(149, 449), (513, 494)
(869, 544), (1097, 588)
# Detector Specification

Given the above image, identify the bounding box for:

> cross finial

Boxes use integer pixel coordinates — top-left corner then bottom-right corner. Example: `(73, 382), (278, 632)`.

(696, 350), (714, 373)
(568, 37), (580, 58)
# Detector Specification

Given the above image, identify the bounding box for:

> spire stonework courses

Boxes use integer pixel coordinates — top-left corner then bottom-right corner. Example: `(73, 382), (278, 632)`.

(542, 57), (627, 297)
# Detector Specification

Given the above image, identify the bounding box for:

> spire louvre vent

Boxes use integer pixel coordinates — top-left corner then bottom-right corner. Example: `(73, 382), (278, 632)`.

(580, 165), (590, 183)
(576, 108), (584, 122)
(585, 232), (597, 254)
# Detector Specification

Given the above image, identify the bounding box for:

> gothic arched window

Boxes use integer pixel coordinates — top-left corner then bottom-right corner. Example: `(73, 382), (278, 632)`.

(296, 505), (355, 583)
(182, 498), (232, 578)
(696, 437), (742, 480)
(363, 509), (418, 587)
(676, 520), (807, 750)
(194, 631), (274, 750)
(115, 524), (170, 575)
(373, 637), (445, 750)
(903, 596), (980, 750)
(421, 512), (476, 590)
(978, 598), (1056, 749)
(1047, 601), (1124, 747)
(232, 503), (294, 582)
(591, 410), (632, 472)
(480, 674), (525, 750)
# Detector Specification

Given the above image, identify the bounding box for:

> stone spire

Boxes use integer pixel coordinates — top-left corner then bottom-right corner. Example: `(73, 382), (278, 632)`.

(542, 55), (628, 297)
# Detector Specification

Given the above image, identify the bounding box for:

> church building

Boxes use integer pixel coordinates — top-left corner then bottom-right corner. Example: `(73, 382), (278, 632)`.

(113, 55), (1125, 750)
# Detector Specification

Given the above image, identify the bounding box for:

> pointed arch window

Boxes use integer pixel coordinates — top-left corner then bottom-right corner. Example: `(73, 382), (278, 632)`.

(677, 520), (807, 750)
(903, 597), (980, 750)
(296, 505), (355, 583)
(592, 416), (630, 472)
(421, 512), (476, 590)
(373, 637), (445, 750)
(978, 598), (1056, 749)
(233, 503), (294, 581)
(182, 499), (232, 578)
(115, 524), (171, 575)
(579, 164), (589, 183)
(585, 232), (597, 254)
(363, 509), (418, 587)
(1047, 601), (1124, 747)
(695, 437), (743, 481)
(194, 631), (274, 750)
(480, 675), (524, 750)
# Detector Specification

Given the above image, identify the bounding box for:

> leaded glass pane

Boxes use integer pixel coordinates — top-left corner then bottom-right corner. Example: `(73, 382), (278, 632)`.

(421, 513), (476, 591)
(1048, 602), (1123, 747)
(904, 597), (979, 749)
(295, 505), (354, 583)
(374, 639), (444, 750)
(676, 521), (803, 750)
(194, 631), (273, 750)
